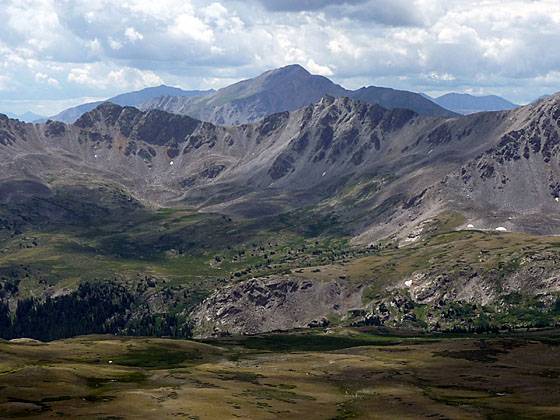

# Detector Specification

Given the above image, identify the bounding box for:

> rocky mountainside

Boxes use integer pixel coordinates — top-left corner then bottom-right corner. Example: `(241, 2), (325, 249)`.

(431, 92), (519, 114)
(2, 94), (559, 240)
(48, 85), (214, 123)
(1, 93), (560, 339)
(141, 64), (457, 125)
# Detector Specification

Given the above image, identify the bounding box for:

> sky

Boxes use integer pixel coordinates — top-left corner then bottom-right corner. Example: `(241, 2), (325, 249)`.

(1, 0), (560, 116)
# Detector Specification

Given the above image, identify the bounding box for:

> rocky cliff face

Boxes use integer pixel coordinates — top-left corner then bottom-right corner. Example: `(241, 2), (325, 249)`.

(191, 276), (363, 337)
(190, 243), (560, 338)
(439, 94), (560, 235)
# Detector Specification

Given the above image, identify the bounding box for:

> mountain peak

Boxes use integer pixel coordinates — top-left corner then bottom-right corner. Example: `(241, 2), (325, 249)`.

(256, 64), (314, 85)
(538, 91), (560, 103)
(318, 95), (337, 106)
(74, 102), (128, 129)
(525, 91), (560, 117)
(270, 64), (311, 76)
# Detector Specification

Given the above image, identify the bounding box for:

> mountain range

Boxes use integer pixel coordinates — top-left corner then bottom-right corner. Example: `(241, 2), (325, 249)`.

(0, 66), (559, 341)
(3, 92), (558, 239)
(3, 111), (46, 123)
(141, 64), (458, 124)
(430, 92), (519, 114)
(46, 85), (215, 123)
(45, 65), (457, 125)
(45, 65), (521, 127)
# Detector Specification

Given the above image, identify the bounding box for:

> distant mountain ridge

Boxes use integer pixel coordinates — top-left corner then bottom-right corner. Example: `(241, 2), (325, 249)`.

(2, 111), (45, 123)
(141, 64), (457, 124)
(430, 92), (518, 114)
(351, 86), (453, 118)
(48, 85), (215, 123)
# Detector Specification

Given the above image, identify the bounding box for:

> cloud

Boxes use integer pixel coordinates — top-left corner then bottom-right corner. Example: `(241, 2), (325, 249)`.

(0, 75), (11, 91)
(168, 14), (215, 43)
(1, 0), (560, 109)
(35, 72), (60, 87)
(67, 64), (163, 90)
(125, 27), (144, 42)
(255, 0), (423, 26)
(256, 0), (366, 12)
(306, 59), (334, 76)
(108, 37), (123, 50)
(0, 96), (106, 116)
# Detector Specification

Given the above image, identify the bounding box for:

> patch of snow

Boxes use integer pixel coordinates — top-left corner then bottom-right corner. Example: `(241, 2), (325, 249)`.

(322, 171), (327, 177)
(556, 197), (559, 202)
(405, 280), (413, 288)
(108, 360), (113, 364)
(94, 154), (98, 158)
(404, 236), (419, 243)
(495, 227), (507, 232)
(467, 224), (475, 229)
(169, 161), (174, 166)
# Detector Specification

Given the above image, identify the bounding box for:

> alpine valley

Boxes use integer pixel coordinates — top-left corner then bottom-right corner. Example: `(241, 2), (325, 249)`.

(2, 63), (560, 418)
(0, 65), (559, 342)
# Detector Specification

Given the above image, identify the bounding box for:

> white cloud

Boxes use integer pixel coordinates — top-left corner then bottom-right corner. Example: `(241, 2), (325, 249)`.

(34, 72), (60, 87)
(0, 75), (11, 91)
(306, 59), (333, 76)
(108, 37), (123, 50)
(125, 27), (144, 42)
(122, 0), (195, 20)
(168, 14), (215, 43)
(68, 64), (163, 90)
(87, 38), (103, 55)
(429, 72), (456, 81)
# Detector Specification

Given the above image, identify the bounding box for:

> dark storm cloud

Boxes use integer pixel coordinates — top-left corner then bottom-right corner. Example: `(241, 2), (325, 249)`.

(255, 0), (422, 26)
(256, 0), (367, 12)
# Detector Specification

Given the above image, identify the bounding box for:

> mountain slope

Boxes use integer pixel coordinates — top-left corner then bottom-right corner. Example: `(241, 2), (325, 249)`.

(142, 65), (348, 125)
(18, 111), (45, 122)
(1, 95), (560, 338)
(2, 94), (559, 240)
(440, 93), (560, 233)
(350, 86), (454, 117)
(48, 85), (214, 123)
(433, 92), (518, 114)
(141, 65), (457, 124)
(2, 111), (46, 123)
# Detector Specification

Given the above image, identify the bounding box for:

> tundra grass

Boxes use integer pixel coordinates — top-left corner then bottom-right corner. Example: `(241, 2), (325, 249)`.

(0, 330), (559, 419)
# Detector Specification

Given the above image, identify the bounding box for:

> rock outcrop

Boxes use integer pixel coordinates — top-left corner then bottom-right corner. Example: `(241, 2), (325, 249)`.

(191, 276), (363, 337)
